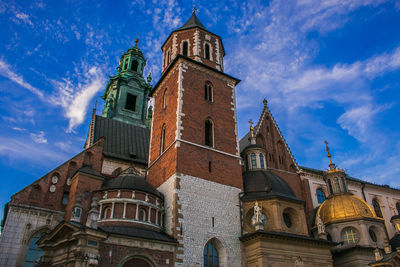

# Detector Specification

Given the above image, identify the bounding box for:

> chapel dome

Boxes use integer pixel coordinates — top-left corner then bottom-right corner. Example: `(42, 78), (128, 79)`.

(102, 167), (162, 198)
(316, 193), (380, 225)
(242, 170), (299, 201)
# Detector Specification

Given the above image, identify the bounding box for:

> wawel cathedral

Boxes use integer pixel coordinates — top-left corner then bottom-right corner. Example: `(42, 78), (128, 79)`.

(1, 11), (400, 267)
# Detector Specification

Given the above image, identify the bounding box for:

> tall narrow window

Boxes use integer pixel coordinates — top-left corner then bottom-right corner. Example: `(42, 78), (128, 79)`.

(251, 153), (257, 169)
(208, 161), (212, 173)
(182, 41), (188, 56)
(205, 82), (213, 102)
(167, 51), (170, 65)
(205, 119), (213, 147)
(328, 179), (334, 195)
(334, 177), (341, 193)
(259, 154), (265, 169)
(131, 60), (138, 72)
(396, 202), (400, 215)
(24, 232), (46, 266)
(372, 199), (383, 218)
(316, 188), (326, 204)
(163, 89), (167, 109)
(161, 124), (166, 153)
(204, 240), (219, 267)
(341, 177), (347, 192)
(205, 43), (210, 60)
(125, 93), (137, 112)
(62, 192), (69, 205)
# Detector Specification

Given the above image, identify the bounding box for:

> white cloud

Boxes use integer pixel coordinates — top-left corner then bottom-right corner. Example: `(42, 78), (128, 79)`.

(12, 127), (26, 132)
(15, 12), (33, 26)
(30, 131), (48, 144)
(55, 141), (72, 151)
(51, 66), (106, 132)
(0, 59), (45, 99)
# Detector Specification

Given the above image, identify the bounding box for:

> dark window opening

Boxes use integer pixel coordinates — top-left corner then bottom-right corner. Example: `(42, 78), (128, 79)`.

(328, 179), (334, 195)
(125, 93), (137, 112)
(205, 119), (213, 147)
(180, 222), (183, 236)
(316, 188), (326, 204)
(161, 125), (166, 153)
(372, 199), (383, 218)
(123, 58), (129, 70)
(260, 154), (265, 169)
(369, 229), (377, 242)
(62, 192), (69, 205)
(167, 51), (170, 65)
(131, 60), (139, 72)
(84, 191), (88, 200)
(212, 217), (214, 227)
(209, 161), (212, 173)
(182, 41), (188, 56)
(341, 177), (347, 192)
(205, 82), (213, 102)
(283, 212), (292, 228)
(205, 43), (210, 60)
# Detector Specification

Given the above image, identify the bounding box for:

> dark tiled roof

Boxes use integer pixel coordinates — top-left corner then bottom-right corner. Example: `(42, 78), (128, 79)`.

(102, 175), (162, 198)
(389, 233), (400, 251)
(242, 170), (301, 202)
(178, 13), (206, 31)
(93, 116), (150, 164)
(101, 226), (177, 243)
(239, 132), (251, 152)
(77, 165), (104, 179)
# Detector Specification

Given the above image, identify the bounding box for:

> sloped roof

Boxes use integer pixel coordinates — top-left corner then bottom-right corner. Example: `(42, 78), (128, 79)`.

(178, 13), (206, 31)
(101, 226), (177, 243)
(102, 175), (162, 198)
(93, 116), (150, 164)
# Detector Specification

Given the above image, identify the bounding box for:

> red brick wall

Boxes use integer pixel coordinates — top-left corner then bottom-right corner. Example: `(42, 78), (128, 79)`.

(162, 28), (223, 71)
(99, 242), (174, 267)
(11, 138), (104, 212)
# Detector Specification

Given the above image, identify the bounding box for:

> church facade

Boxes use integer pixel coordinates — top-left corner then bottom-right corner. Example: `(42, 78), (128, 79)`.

(0, 12), (400, 267)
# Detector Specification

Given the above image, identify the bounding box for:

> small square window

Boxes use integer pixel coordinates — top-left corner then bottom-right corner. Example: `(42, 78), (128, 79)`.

(125, 93), (137, 112)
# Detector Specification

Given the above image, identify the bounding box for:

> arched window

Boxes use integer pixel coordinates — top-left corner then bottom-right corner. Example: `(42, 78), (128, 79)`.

(316, 188), (326, 204)
(205, 82), (213, 102)
(205, 119), (213, 147)
(342, 227), (359, 244)
(396, 202), (400, 215)
(259, 154), (265, 169)
(341, 177), (347, 192)
(369, 228), (377, 242)
(327, 179), (334, 195)
(204, 240), (219, 267)
(24, 232), (46, 266)
(122, 257), (153, 267)
(163, 89), (167, 109)
(160, 124), (166, 153)
(205, 43), (210, 60)
(251, 153), (257, 169)
(182, 41), (188, 56)
(131, 60), (139, 72)
(334, 177), (340, 193)
(372, 199), (383, 218)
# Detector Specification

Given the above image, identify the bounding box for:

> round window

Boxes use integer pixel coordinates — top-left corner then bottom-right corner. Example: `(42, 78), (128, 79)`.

(283, 212), (292, 228)
(369, 229), (377, 242)
(342, 227), (359, 244)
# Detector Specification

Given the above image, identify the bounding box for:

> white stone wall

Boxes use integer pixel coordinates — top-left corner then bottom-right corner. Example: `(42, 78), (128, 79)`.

(304, 171), (400, 238)
(0, 204), (62, 267)
(101, 157), (145, 176)
(158, 174), (243, 267)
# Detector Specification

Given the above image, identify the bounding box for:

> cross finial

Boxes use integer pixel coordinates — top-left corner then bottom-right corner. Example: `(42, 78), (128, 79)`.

(192, 4), (197, 14)
(135, 34), (139, 47)
(324, 140), (334, 167)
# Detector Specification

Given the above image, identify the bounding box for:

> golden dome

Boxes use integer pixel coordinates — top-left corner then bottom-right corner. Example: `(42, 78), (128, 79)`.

(316, 193), (382, 225)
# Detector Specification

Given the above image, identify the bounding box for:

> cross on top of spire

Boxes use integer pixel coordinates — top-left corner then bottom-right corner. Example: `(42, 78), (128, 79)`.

(192, 4), (197, 14)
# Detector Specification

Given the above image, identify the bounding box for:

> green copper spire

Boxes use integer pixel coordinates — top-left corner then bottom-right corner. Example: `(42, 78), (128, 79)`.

(101, 38), (152, 127)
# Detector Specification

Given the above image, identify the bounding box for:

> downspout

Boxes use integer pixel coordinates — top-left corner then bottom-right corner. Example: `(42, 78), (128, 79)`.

(361, 182), (367, 201)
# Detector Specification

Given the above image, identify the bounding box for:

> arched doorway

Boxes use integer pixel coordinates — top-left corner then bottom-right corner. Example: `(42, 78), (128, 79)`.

(120, 256), (155, 267)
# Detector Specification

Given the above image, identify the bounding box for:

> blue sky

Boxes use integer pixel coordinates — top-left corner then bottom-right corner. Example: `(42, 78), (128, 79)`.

(1, 0), (400, 217)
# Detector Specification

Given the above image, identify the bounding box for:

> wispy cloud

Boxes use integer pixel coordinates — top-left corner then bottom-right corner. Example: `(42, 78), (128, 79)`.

(0, 59), (44, 99)
(14, 12), (33, 26)
(51, 65), (106, 132)
(30, 131), (47, 144)
(12, 127), (27, 132)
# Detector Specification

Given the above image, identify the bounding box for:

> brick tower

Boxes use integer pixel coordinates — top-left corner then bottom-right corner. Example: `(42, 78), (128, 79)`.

(147, 10), (243, 267)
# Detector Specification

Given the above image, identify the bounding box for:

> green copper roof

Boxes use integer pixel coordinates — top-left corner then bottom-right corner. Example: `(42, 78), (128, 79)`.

(178, 13), (206, 31)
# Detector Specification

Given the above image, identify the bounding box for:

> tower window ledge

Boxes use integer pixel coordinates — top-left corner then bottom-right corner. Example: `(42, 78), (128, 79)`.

(99, 198), (163, 210)
(98, 218), (163, 228)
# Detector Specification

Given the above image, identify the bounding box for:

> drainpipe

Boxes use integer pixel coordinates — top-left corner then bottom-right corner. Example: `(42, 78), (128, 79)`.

(361, 182), (367, 201)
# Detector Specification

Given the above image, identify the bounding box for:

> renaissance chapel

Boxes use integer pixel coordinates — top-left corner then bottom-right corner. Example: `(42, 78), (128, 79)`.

(1, 11), (400, 267)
